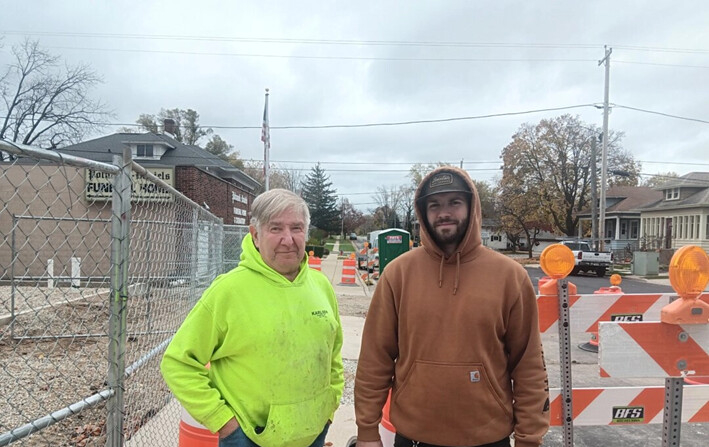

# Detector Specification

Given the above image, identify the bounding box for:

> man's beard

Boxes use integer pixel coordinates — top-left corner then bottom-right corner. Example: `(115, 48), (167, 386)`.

(430, 217), (468, 248)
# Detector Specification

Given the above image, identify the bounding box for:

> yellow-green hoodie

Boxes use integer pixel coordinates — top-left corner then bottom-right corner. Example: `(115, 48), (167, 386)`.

(161, 234), (344, 447)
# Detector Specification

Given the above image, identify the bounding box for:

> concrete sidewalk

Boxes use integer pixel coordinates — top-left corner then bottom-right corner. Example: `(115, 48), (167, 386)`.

(322, 242), (367, 447)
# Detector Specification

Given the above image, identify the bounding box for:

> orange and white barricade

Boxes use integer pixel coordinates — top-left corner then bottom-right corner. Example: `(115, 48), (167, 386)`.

(537, 243), (709, 447)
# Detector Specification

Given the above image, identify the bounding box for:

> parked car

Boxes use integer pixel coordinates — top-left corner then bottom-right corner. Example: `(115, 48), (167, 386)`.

(560, 240), (613, 277)
(349, 232), (357, 240)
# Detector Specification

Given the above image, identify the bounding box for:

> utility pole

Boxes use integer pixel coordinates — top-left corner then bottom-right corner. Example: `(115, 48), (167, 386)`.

(341, 198), (345, 239)
(590, 135), (598, 251)
(598, 46), (612, 252)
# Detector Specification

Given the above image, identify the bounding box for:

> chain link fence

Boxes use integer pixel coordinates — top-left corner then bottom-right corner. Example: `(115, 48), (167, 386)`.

(0, 141), (239, 446)
(223, 225), (249, 273)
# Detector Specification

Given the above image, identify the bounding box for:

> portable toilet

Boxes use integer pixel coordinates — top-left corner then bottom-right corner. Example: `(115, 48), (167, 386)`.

(377, 229), (410, 274)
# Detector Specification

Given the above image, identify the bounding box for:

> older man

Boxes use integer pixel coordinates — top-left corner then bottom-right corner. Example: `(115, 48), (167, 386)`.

(162, 188), (344, 447)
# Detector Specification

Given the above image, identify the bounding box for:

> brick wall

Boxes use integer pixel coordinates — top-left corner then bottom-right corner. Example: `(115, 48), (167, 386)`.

(175, 167), (253, 225)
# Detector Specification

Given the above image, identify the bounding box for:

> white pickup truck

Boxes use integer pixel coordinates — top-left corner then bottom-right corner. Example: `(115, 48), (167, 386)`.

(559, 241), (613, 277)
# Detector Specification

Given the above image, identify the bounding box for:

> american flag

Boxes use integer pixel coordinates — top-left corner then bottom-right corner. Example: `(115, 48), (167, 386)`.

(261, 91), (270, 149)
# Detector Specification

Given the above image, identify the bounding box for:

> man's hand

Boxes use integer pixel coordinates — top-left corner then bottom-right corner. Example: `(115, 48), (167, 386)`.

(356, 440), (383, 447)
(218, 418), (240, 438)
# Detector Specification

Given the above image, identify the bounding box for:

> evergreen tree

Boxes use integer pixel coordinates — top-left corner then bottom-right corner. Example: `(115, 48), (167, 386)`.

(301, 163), (340, 232)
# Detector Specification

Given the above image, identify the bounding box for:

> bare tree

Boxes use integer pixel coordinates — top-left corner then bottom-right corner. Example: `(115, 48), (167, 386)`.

(397, 185), (416, 234)
(132, 108), (213, 145)
(372, 185), (404, 228)
(0, 39), (110, 155)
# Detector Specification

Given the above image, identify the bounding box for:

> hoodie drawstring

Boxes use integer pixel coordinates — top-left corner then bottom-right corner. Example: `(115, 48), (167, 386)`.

(437, 252), (461, 295)
(438, 256), (444, 288)
(453, 252), (460, 295)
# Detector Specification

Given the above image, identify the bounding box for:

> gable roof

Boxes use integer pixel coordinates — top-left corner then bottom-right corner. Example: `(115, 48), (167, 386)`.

(578, 186), (662, 217)
(58, 132), (260, 191)
(604, 186), (663, 213)
(638, 172), (709, 211)
(653, 172), (709, 190)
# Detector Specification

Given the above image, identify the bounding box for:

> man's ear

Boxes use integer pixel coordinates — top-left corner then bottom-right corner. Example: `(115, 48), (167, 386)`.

(249, 225), (260, 249)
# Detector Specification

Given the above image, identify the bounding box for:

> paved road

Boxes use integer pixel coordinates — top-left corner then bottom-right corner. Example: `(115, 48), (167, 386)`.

(524, 266), (676, 294)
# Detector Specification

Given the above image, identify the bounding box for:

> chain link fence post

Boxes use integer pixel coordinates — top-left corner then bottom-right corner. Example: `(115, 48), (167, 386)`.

(106, 148), (132, 446)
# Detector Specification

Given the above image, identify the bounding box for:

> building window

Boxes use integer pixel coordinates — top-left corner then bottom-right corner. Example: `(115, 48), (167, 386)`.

(137, 144), (154, 157)
(631, 221), (638, 239)
(665, 187), (679, 201)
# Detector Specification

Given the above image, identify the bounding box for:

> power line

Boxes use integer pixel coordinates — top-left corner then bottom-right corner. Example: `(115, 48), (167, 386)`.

(615, 60), (709, 69)
(10, 30), (709, 56)
(613, 45), (709, 54)
(615, 105), (709, 125)
(2, 30), (602, 50)
(45, 45), (598, 64)
(7, 104), (593, 131)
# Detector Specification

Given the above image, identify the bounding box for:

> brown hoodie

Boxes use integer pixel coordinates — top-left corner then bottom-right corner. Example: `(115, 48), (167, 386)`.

(354, 167), (549, 447)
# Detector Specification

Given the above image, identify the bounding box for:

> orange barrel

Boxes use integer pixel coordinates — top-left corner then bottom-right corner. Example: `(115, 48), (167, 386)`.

(341, 258), (357, 284)
(179, 406), (218, 447)
(379, 391), (395, 447)
(308, 256), (322, 271)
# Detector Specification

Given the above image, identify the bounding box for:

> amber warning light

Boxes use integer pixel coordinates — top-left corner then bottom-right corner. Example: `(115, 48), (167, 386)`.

(537, 244), (578, 296)
(540, 244), (575, 279)
(661, 245), (709, 324)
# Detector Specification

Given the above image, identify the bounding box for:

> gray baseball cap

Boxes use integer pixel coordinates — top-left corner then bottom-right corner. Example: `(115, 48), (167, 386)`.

(417, 170), (472, 202)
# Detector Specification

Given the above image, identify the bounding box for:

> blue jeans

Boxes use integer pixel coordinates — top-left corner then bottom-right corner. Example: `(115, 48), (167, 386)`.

(219, 424), (330, 447)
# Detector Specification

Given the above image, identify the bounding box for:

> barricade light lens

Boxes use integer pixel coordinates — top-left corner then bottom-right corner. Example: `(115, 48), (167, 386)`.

(540, 244), (575, 279)
(308, 250), (314, 256)
(610, 274), (622, 286)
(669, 245), (709, 300)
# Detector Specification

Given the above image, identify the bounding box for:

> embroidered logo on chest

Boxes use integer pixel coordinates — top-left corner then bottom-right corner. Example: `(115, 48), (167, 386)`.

(311, 310), (329, 318)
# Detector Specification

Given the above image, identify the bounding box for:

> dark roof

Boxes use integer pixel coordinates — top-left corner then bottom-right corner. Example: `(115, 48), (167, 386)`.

(58, 132), (260, 191)
(577, 186), (663, 217)
(653, 172), (709, 190)
(638, 172), (709, 211)
(605, 186), (663, 212)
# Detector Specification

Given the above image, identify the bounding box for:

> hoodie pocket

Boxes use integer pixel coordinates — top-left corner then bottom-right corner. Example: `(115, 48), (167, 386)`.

(392, 361), (512, 432)
(252, 387), (335, 447)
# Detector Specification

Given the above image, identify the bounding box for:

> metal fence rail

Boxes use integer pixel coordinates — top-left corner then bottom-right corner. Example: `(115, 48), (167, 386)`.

(0, 140), (239, 446)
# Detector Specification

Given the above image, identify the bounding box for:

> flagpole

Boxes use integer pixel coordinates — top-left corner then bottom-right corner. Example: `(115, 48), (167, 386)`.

(261, 88), (271, 191)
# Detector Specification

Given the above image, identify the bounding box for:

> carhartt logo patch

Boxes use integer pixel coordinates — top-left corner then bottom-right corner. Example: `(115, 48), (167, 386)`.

(430, 173), (453, 188)
(311, 310), (329, 318)
(469, 371), (480, 382)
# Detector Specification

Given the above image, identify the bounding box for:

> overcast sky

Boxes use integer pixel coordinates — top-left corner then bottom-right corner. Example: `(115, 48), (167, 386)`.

(2, 1), (708, 210)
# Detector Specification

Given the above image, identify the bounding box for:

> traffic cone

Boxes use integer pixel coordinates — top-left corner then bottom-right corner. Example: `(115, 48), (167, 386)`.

(340, 258), (357, 284)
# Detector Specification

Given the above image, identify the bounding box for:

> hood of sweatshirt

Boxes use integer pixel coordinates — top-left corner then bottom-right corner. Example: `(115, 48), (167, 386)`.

(414, 166), (482, 293)
(238, 233), (309, 285)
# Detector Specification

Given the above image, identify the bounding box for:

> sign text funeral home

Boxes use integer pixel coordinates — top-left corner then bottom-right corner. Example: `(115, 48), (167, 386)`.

(85, 168), (175, 201)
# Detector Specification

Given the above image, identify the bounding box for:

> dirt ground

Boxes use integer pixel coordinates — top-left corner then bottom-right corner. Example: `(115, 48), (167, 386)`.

(336, 293), (371, 318)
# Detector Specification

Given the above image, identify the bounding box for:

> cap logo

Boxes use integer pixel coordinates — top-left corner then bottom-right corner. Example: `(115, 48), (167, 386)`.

(430, 173), (453, 189)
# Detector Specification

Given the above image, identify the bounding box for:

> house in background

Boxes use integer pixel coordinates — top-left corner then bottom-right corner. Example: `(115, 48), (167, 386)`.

(577, 186), (663, 251)
(59, 123), (260, 225)
(481, 218), (508, 250)
(636, 172), (709, 251)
